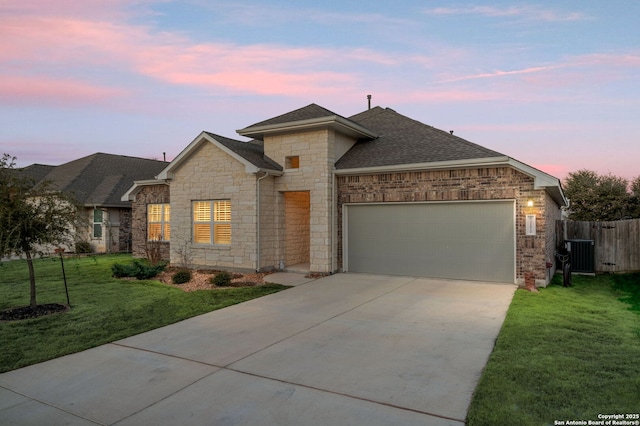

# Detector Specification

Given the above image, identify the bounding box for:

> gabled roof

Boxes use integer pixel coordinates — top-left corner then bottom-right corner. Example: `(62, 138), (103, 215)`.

(17, 164), (55, 183)
(156, 132), (282, 181)
(336, 107), (504, 169)
(204, 132), (282, 171)
(28, 153), (168, 207)
(237, 103), (377, 141)
(245, 103), (340, 128)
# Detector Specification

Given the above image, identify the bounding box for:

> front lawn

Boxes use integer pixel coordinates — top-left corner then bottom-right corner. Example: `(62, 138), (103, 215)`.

(0, 254), (288, 373)
(467, 273), (640, 425)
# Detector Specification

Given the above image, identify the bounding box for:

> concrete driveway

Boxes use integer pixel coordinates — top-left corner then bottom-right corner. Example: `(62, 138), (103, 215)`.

(0, 273), (516, 425)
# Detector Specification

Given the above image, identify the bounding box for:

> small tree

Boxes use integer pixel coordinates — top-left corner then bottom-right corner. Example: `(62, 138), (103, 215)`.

(0, 154), (79, 309)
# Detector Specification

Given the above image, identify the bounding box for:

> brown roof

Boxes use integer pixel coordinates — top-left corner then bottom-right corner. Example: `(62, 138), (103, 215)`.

(335, 107), (505, 169)
(28, 153), (168, 207)
(243, 103), (344, 128)
(16, 164), (55, 183)
(204, 133), (282, 171)
(236, 104), (505, 170)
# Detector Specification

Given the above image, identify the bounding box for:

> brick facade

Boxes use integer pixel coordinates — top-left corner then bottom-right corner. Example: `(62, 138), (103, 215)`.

(130, 183), (170, 261)
(337, 166), (561, 284)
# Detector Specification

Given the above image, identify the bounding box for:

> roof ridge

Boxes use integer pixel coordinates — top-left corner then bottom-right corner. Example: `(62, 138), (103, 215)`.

(242, 103), (343, 129)
(349, 105), (386, 121)
(91, 152), (168, 164)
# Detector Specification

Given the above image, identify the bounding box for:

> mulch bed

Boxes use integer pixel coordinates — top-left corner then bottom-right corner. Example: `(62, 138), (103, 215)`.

(0, 303), (69, 321)
(155, 268), (271, 292)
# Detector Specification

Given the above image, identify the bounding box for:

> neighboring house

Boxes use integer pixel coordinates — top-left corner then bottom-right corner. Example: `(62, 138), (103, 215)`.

(20, 153), (168, 254)
(123, 104), (567, 286)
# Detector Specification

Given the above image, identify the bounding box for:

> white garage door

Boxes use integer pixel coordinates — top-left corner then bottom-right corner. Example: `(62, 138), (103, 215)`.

(345, 201), (515, 283)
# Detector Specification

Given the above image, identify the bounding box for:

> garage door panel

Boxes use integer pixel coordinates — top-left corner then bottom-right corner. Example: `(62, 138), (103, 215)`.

(346, 202), (514, 283)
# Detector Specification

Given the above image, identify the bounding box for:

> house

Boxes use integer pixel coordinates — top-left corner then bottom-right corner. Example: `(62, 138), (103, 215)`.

(20, 153), (168, 253)
(123, 104), (567, 286)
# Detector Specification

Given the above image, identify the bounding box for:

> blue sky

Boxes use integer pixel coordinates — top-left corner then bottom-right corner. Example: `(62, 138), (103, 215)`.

(1, 1), (639, 182)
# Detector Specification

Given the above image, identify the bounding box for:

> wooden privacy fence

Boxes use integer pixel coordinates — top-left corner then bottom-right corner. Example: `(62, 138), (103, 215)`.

(556, 219), (640, 273)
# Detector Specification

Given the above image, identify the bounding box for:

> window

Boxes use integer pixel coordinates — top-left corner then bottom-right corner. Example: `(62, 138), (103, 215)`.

(285, 156), (300, 170)
(93, 209), (103, 238)
(148, 204), (170, 241)
(193, 200), (231, 245)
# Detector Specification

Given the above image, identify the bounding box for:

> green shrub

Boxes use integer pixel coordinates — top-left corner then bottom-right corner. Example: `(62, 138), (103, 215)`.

(74, 241), (92, 254)
(135, 261), (166, 280)
(212, 271), (232, 287)
(111, 260), (166, 280)
(111, 262), (139, 278)
(172, 269), (192, 285)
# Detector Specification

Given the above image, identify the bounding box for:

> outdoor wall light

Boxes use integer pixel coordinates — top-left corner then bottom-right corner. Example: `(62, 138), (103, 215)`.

(527, 199), (534, 207)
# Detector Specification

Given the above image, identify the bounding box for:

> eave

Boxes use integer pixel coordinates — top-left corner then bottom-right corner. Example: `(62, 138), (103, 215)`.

(335, 156), (568, 207)
(156, 132), (282, 180)
(121, 179), (168, 202)
(237, 115), (378, 141)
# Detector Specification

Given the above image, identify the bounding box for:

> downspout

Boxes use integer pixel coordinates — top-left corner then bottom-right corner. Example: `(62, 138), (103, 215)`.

(331, 168), (336, 273)
(256, 171), (269, 272)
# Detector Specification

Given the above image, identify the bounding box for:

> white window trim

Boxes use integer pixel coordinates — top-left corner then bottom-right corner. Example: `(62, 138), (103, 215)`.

(92, 209), (103, 239)
(192, 200), (231, 245)
(147, 203), (170, 242)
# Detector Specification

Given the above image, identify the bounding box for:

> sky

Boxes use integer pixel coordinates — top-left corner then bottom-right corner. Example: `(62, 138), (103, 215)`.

(1, 1), (639, 183)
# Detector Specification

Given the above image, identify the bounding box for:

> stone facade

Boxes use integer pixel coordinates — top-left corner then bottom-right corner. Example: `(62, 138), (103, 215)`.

(130, 183), (170, 261)
(336, 167), (561, 285)
(256, 175), (279, 271)
(118, 208), (132, 252)
(261, 129), (356, 272)
(170, 141), (259, 271)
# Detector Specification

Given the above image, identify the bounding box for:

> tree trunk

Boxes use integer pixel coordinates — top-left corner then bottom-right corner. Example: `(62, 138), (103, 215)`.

(25, 250), (37, 309)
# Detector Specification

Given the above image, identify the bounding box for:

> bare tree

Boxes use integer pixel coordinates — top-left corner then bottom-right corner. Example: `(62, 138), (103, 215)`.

(171, 235), (193, 270)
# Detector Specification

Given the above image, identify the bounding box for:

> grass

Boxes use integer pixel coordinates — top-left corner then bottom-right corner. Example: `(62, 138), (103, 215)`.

(467, 273), (640, 425)
(0, 254), (288, 373)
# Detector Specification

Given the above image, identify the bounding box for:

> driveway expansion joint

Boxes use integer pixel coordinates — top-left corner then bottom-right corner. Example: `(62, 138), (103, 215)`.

(224, 366), (466, 424)
(0, 384), (105, 425)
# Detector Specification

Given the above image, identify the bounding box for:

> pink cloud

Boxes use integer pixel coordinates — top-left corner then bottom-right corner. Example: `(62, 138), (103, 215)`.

(0, 0), (157, 20)
(437, 65), (561, 84)
(424, 5), (590, 22)
(0, 76), (127, 105)
(0, 10), (372, 100)
(0, 0), (634, 111)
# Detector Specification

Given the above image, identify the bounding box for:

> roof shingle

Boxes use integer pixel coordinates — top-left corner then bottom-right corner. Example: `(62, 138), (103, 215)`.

(335, 107), (505, 169)
(242, 103), (343, 129)
(204, 132), (282, 171)
(27, 153), (168, 207)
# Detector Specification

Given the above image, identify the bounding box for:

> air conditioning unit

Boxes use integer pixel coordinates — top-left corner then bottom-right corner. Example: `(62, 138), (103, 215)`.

(565, 239), (595, 273)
